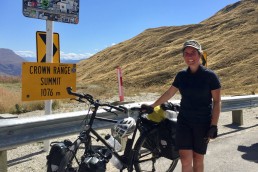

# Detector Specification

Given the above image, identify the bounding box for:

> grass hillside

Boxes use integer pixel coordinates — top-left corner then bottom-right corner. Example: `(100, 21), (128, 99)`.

(76, 0), (258, 96)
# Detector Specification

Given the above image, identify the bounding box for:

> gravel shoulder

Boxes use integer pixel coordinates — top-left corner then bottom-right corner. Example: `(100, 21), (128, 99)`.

(5, 94), (258, 172)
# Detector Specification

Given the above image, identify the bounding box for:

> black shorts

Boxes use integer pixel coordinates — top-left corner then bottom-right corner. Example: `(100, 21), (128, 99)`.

(175, 120), (210, 154)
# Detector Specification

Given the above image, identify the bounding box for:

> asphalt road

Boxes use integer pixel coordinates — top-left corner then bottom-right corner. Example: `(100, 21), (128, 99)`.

(173, 126), (258, 172)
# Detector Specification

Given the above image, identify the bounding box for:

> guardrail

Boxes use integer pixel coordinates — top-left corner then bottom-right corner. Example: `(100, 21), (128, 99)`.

(221, 95), (258, 125)
(0, 109), (128, 152)
(0, 109), (128, 172)
(0, 95), (258, 171)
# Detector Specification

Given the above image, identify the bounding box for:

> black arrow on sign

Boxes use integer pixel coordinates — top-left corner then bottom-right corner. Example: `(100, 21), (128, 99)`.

(39, 33), (58, 63)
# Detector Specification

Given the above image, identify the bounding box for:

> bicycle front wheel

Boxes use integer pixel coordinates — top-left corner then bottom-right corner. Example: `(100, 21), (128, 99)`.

(133, 129), (179, 172)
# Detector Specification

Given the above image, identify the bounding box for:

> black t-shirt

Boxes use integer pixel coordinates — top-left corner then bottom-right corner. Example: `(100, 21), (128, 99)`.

(172, 65), (221, 124)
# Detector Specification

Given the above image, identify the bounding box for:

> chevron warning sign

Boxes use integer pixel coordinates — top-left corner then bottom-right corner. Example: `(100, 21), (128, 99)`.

(36, 31), (60, 63)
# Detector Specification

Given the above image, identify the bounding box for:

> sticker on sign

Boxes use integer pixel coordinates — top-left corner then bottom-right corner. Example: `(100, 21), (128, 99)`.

(22, 62), (76, 101)
(22, 0), (80, 24)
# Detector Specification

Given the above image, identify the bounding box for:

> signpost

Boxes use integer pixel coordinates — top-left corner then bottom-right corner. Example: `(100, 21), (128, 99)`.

(22, 62), (76, 101)
(44, 20), (54, 151)
(22, 0), (80, 151)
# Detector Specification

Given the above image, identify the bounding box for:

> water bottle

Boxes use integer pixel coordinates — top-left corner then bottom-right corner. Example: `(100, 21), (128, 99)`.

(105, 134), (123, 169)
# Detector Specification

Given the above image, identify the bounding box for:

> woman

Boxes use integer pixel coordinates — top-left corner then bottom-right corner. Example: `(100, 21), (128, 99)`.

(147, 40), (221, 172)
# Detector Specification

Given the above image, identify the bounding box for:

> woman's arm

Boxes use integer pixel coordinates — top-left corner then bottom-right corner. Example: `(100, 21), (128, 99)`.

(211, 88), (221, 126)
(151, 86), (178, 107)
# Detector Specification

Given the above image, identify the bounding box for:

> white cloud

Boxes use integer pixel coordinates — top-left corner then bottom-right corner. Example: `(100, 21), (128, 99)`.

(14, 50), (36, 57)
(14, 50), (95, 60)
(60, 51), (94, 60)
(105, 43), (117, 48)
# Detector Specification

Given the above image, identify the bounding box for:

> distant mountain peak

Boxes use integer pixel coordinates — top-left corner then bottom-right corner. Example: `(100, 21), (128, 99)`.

(0, 48), (26, 76)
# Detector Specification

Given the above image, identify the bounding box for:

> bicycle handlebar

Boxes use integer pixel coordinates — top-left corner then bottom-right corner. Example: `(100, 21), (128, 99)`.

(130, 107), (142, 111)
(66, 87), (127, 113)
(67, 87), (94, 103)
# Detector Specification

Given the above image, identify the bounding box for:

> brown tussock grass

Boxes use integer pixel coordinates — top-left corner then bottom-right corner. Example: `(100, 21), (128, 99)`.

(0, 87), (20, 113)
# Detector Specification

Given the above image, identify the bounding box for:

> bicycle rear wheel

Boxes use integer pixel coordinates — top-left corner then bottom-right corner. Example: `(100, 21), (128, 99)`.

(133, 129), (179, 172)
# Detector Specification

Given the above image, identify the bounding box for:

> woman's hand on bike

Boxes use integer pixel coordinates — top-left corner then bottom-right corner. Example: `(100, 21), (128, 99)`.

(140, 104), (154, 114)
(160, 102), (180, 111)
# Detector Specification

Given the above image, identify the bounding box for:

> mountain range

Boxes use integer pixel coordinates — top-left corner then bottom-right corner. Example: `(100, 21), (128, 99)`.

(0, 48), (26, 76)
(76, 0), (258, 95)
(23, 56), (81, 64)
(0, 49), (82, 76)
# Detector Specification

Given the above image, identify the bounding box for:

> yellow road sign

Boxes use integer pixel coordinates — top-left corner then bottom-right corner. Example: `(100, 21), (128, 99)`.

(36, 31), (60, 63)
(22, 62), (76, 101)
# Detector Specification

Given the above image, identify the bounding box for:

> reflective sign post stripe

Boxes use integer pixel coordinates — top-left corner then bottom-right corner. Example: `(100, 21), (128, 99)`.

(117, 67), (124, 102)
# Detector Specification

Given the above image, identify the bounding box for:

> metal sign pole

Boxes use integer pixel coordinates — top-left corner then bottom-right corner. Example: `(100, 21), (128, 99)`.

(43, 20), (54, 152)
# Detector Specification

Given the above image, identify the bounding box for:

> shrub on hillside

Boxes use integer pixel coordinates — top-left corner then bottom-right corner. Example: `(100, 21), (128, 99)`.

(0, 87), (20, 113)
(0, 75), (21, 83)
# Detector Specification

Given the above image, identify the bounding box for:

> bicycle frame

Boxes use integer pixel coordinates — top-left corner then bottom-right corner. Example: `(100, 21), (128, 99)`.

(62, 87), (178, 172)
(86, 108), (139, 169)
(92, 118), (143, 172)
(72, 104), (144, 171)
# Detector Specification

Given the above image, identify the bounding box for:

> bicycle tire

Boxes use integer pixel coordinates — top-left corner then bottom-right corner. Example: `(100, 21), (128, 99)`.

(46, 164), (52, 172)
(133, 128), (179, 172)
(57, 152), (73, 172)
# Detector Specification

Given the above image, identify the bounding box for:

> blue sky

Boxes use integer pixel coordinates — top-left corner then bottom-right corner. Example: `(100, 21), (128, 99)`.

(1, 0), (239, 61)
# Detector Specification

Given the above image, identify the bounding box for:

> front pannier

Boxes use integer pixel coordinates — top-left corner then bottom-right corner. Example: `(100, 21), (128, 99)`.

(158, 119), (179, 160)
(46, 140), (72, 172)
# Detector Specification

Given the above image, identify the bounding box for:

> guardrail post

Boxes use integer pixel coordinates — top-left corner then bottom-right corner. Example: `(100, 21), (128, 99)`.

(0, 150), (7, 172)
(232, 110), (243, 125)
